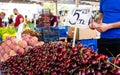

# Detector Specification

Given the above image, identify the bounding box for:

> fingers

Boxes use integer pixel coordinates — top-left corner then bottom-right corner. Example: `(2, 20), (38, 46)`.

(89, 22), (96, 30)
(96, 27), (102, 32)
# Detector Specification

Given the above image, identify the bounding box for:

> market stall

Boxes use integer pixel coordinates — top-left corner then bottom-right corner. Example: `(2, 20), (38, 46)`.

(0, 0), (120, 75)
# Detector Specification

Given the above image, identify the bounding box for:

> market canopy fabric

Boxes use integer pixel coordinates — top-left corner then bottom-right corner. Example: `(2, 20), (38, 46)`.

(0, 0), (99, 4)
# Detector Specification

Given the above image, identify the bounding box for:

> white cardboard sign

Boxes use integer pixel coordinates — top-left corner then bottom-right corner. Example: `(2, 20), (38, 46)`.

(65, 6), (92, 29)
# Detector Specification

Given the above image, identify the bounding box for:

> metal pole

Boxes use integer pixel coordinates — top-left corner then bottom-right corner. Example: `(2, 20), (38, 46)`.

(55, 0), (58, 15)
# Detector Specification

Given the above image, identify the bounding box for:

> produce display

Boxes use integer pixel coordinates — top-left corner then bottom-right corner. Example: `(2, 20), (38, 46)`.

(38, 14), (50, 28)
(0, 34), (44, 62)
(22, 29), (39, 37)
(24, 24), (34, 31)
(0, 42), (120, 75)
(0, 27), (16, 41)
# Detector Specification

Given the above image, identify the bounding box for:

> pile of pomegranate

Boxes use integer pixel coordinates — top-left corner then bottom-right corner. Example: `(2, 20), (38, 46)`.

(0, 34), (44, 62)
(0, 42), (120, 75)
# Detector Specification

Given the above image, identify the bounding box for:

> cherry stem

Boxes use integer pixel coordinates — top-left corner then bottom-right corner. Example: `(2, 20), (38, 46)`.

(71, 67), (80, 75)
(116, 54), (120, 59)
(107, 61), (120, 69)
(113, 54), (120, 68)
(87, 64), (91, 69)
(79, 50), (83, 61)
(106, 48), (115, 58)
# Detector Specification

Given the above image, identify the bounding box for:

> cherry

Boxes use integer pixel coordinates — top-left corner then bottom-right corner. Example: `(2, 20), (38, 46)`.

(113, 68), (120, 75)
(94, 71), (102, 75)
(85, 69), (93, 75)
(51, 71), (57, 75)
(65, 63), (70, 68)
(77, 43), (83, 48)
(105, 72), (112, 75)
(66, 59), (71, 63)
(81, 69), (86, 75)
(61, 48), (66, 52)
(72, 47), (78, 52)
(91, 60), (98, 66)
(59, 62), (64, 67)
(57, 53), (63, 58)
(60, 68), (65, 73)
(72, 63), (77, 68)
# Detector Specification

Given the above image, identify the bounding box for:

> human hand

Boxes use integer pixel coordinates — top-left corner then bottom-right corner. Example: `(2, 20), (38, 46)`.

(89, 21), (96, 30)
(96, 23), (109, 32)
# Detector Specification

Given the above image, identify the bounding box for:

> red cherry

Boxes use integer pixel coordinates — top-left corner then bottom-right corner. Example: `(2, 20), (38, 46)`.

(51, 71), (57, 75)
(60, 68), (65, 73)
(72, 47), (78, 52)
(57, 53), (63, 57)
(66, 59), (71, 63)
(94, 71), (102, 75)
(65, 63), (70, 68)
(113, 68), (120, 75)
(85, 69), (92, 75)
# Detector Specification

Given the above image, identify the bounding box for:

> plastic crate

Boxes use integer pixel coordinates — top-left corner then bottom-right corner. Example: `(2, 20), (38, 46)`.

(36, 26), (59, 42)
(35, 26), (45, 33)
(58, 26), (68, 37)
(0, 71), (1, 75)
(42, 28), (59, 37)
(44, 36), (59, 43)
(42, 27), (59, 43)
(35, 26), (44, 41)
(49, 28), (59, 36)
(0, 37), (2, 42)
(76, 39), (97, 52)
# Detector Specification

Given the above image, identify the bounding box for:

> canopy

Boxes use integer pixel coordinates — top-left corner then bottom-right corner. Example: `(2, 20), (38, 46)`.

(0, 0), (99, 4)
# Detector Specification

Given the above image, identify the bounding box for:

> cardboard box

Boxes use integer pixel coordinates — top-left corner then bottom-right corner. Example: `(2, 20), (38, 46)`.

(68, 27), (79, 40)
(68, 27), (99, 40)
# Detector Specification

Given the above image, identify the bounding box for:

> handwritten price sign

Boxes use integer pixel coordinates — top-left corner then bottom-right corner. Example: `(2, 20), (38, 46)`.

(65, 6), (92, 28)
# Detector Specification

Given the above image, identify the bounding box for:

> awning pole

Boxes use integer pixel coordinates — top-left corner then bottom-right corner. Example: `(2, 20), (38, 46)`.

(55, 0), (58, 15)
(76, 0), (79, 7)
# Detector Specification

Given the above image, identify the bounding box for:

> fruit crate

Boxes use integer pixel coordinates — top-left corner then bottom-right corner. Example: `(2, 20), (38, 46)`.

(36, 26), (59, 42)
(35, 26), (44, 41)
(58, 26), (68, 37)
(76, 39), (97, 52)
(35, 26), (45, 33)
(0, 71), (1, 75)
(0, 37), (2, 42)
(43, 36), (59, 43)
(42, 27), (59, 43)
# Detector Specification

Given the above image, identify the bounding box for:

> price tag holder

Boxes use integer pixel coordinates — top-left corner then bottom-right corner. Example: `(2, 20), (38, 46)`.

(65, 6), (92, 28)
(16, 23), (24, 40)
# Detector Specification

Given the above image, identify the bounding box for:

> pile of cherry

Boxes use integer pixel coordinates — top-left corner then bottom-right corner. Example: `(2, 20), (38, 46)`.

(0, 42), (120, 75)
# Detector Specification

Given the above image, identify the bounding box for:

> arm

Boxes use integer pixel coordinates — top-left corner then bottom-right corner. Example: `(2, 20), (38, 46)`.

(108, 22), (120, 29)
(95, 22), (120, 32)
(53, 16), (58, 27)
(53, 22), (57, 27)
(20, 18), (23, 24)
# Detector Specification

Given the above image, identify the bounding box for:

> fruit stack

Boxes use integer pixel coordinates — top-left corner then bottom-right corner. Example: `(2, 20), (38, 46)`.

(0, 42), (120, 75)
(38, 14), (50, 28)
(0, 34), (44, 62)
(22, 29), (39, 37)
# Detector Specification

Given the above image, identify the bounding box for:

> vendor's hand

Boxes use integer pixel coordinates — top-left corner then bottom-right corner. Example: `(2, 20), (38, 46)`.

(89, 21), (96, 30)
(96, 23), (109, 32)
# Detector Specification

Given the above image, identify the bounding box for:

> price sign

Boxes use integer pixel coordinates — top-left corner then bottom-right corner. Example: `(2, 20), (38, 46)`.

(65, 6), (92, 28)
